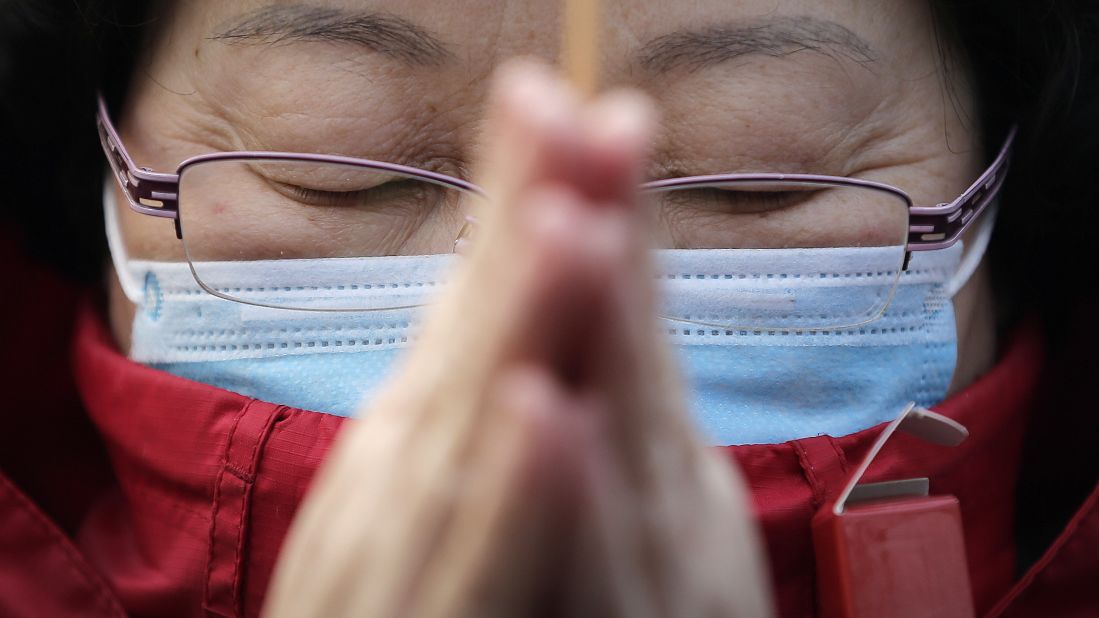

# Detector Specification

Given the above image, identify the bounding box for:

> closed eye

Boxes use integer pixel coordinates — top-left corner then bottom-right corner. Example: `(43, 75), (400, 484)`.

(271, 177), (444, 211)
(655, 186), (814, 216)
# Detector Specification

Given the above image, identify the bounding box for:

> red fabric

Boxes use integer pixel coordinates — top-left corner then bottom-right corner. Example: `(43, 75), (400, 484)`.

(67, 305), (1038, 618)
(0, 231), (113, 536)
(1, 290), (1096, 617)
(0, 474), (125, 618)
(989, 483), (1099, 618)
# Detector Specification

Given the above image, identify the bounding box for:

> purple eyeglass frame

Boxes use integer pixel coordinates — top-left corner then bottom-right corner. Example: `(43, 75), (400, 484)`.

(98, 94), (1014, 264)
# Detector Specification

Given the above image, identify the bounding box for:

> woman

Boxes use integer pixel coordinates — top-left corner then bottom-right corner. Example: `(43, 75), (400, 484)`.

(0, 0), (1096, 616)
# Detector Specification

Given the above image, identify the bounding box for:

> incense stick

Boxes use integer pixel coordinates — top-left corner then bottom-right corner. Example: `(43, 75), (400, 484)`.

(563, 0), (600, 97)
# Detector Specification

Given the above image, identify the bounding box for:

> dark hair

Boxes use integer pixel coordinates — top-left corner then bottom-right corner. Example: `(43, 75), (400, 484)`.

(2, 0), (1097, 324)
(0, 0), (154, 281)
(932, 1), (1099, 338)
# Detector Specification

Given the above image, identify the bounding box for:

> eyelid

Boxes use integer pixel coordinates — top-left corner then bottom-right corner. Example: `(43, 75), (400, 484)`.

(412, 156), (470, 182)
(253, 164), (390, 193)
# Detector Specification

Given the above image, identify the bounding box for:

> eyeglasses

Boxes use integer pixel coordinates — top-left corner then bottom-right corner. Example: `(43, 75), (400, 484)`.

(99, 95), (1013, 329)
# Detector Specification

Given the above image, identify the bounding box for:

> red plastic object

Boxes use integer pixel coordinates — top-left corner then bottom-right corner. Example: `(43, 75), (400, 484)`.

(812, 404), (975, 618)
(813, 494), (975, 618)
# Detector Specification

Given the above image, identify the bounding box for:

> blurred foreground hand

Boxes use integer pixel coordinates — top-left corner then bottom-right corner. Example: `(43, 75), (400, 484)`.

(264, 61), (774, 618)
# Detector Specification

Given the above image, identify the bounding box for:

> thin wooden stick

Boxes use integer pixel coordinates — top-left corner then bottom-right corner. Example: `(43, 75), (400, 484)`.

(563, 0), (600, 97)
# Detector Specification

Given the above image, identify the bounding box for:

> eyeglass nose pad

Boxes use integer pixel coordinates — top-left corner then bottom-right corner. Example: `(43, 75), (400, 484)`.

(453, 215), (480, 255)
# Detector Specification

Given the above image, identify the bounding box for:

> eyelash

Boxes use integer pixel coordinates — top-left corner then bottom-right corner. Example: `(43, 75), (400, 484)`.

(659, 187), (808, 215)
(279, 178), (432, 208)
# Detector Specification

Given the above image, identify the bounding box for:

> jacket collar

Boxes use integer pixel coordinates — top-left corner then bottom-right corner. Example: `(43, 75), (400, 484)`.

(72, 304), (1043, 617)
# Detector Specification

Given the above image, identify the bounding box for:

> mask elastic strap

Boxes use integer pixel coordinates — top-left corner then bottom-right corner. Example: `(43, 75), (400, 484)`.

(103, 178), (145, 303)
(945, 202), (998, 298)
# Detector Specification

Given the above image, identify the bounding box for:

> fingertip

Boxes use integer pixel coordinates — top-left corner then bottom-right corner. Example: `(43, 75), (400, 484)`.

(520, 185), (630, 275)
(587, 89), (657, 158)
(489, 59), (579, 142)
(491, 365), (596, 488)
(577, 89), (657, 203)
(475, 59), (584, 212)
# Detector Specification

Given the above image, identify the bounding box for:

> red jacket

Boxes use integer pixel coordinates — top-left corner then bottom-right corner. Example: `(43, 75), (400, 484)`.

(1, 243), (1096, 617)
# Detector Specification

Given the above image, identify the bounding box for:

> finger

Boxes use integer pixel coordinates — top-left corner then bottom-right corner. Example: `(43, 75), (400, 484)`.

(572, 93), (694, 446)
(496, 185), (630, 389)
(467, 62), (652, 261)
(383, 182), (633, 489)
(412, 365), (596, 617)
(574, 89), (655, 204)
(457, 80), (656, 384)
(269, 365), (598, 618)
(403, 70), (671, 486)
(473, 59), (582, 225)
(402, 66), (655, 399)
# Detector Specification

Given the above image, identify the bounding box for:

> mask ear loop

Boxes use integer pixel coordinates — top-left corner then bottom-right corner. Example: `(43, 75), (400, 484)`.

(103, 176), (145, 303)
(945, 201), (998, 298)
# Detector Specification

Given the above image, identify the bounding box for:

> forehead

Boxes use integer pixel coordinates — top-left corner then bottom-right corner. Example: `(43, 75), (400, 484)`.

(178, 0), (931, 77)
(139, 0), (954, 189)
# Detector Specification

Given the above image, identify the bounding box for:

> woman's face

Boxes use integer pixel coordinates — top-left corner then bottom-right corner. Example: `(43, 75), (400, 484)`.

(116, 0), (980, 254)
(111, 0), (993, 385)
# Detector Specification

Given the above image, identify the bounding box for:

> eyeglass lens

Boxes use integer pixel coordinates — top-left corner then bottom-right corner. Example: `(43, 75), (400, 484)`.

(172, 158), (909, 327)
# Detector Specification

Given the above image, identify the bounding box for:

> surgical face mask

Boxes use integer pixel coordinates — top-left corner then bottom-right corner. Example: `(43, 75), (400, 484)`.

(106, 185), (993, 446)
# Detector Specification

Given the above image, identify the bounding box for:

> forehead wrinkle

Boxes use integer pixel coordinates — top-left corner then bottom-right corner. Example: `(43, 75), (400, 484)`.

(210, 4), (454, 67)
(638, 16), (877, 75)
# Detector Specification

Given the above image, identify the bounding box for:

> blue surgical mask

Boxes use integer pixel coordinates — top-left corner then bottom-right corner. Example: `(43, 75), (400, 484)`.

(106, 185), (991, 446)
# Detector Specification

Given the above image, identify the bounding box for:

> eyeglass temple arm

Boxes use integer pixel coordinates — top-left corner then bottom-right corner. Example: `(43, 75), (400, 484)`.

(906, 126), (1016, 253)
(97, 95), (182, 237)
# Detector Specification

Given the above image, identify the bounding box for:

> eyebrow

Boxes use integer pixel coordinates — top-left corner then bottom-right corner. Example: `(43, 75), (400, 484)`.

(638, 16), (876, 74)
(211, 4), (454, 66)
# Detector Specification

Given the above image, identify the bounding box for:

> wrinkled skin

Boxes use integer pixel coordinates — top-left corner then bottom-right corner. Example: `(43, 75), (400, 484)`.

(265, 64), (773, 617)
(106, 1), (993, 615)
(111, 0), (992, 391)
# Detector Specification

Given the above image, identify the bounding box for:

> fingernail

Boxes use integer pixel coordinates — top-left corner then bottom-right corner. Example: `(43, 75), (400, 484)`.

(575, 90), (656, 204)
(495, 60), (577, 139)
(523, 186), (630, 275)
(586, 90), (656, 163)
